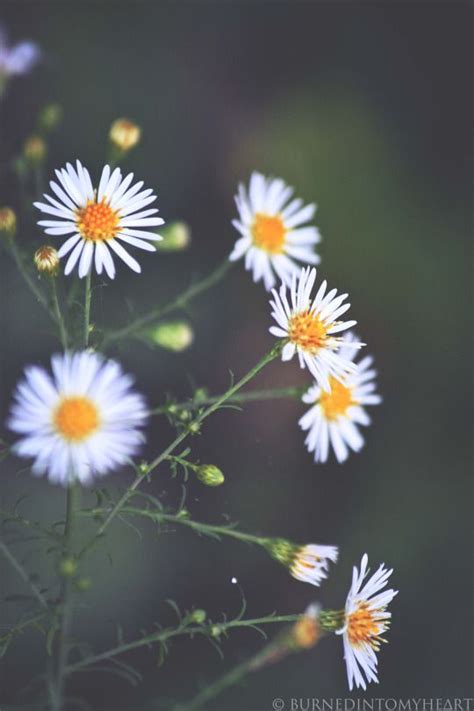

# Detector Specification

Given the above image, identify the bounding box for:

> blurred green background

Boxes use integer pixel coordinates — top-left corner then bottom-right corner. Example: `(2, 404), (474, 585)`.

(0, 1), (472, 709)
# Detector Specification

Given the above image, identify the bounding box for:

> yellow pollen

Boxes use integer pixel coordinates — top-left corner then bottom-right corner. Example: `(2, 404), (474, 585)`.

(54, 396), (99, 442)
(77, 199), (120, 242)
(251, 213), (286, 254)
(347, 603), (383, 649)
(320, 376), (354, 420)
(288, 310), (327, 353)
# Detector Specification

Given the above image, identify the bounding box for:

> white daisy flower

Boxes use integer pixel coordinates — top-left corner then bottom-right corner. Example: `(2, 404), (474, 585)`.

(269, 266), (363, 391)
(299, 331), (382, 463)
(336, 553), (398, 691)
(8, 351), (148, 485)
(0, 26), (40, 78)
(290, 544), (339, 587)
(230, 172), (320, 290)
(34, 161), (164, 278)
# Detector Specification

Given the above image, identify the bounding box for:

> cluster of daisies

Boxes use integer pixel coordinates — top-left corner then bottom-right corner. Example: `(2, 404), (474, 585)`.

(6, 162), (395, 691)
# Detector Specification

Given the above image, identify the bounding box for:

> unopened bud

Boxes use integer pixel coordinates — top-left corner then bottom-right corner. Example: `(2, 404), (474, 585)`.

(149, 321), (193, 352)
(0, 207), (17, 237)
(189, 609), (206, 624)
(155, 221), (191, 252)
(109, 118), (141, 152)
(291, 605), (322, 650)
(38, 103), (62, 133)
(196, 464), (225, 487)
(210, 625), (222, 638)
(24, 135), (47, 164)
(34, 245), (60, 276)
(59, 557), (77, 578)
(76, 577), (92, 592)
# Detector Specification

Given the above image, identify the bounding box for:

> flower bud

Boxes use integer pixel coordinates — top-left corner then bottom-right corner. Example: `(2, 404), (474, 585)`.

(109, 118), (141, 152)
(38, 103), (62, 133)
(34, 245), (60, 276)
(59, 557), (77, 578)
(76, 577), (92, 592)
(155, 221), (191, 252)
(0, 207), (17, 237)
(24, 135), (47, 164)
(189, 609), (207, 624)
(291, 604), (322, 650)
(196, 464), (225, 487)
(149, 321), (193, 352)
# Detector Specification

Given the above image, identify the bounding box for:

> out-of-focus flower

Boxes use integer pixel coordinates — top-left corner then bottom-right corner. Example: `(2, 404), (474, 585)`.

(0, 207), (17, 237)
(109, 118), (141, 152)
(34, 161), (164, 278)
(196, 464), (225, 487)
(37, 103), (63, 133)
(264, 537), (338, 587)
(299, 332), (382, 463)
(24, 135), (47, 164)
(8, 351), (148, 485)
(149, 321), (193, 352)
(336, 553), (398, 691)
(290, 604), (322, 650)
(155, 221), (191, 252)
(269, 266), (363, 391)
(34, 245), (60, 276)
(0, 26), (40, 78)
(230, 172), (320, 291)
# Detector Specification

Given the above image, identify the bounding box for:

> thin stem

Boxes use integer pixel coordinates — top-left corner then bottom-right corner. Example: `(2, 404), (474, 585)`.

(8, 239), (49, 312)
(50, 278), (68, 349)
(50, 484), (80, 711)
(152, 386), (305, 416)
(78, 343), (281, 559)
(174, 647), (271, 711)
(83, 270), (92, 348)
(64, 614), (300, 675)
(102, 258), (232, 347)
(0, 541), (48, 610)
(81, 507), (266, 547)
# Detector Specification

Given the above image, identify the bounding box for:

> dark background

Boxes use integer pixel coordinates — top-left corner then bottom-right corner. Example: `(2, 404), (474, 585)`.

(0, 1), (472, 709)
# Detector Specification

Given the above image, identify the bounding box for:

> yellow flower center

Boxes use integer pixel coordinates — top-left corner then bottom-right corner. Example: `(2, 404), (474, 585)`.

(347, 603), (385, 650)
(54, 396), (100, 442)
(251, 213), (286, 254)
(77, 200), (120, 242)
(288, 310), (328, 353)
(320, 377), (353, 420)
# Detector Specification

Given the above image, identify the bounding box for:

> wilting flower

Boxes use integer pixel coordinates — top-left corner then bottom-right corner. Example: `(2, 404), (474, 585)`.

(264, 537), (338, 587)
(0, 207), (16, 237)
(8, 351), (148, 485)
(299, 332), (382, 463)
(0, 26), (40, 79)
(230, 172), (320, 290)
(34, 161), (164, 278)
(269, 267), (363, 391)
(336, 554), (398, 691)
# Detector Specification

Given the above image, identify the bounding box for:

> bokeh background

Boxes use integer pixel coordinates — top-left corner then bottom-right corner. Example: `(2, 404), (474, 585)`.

(0, 1), (472, 709)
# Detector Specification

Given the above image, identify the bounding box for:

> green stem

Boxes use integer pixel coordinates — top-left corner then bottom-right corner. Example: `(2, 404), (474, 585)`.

(8, 239), (49, 312)
(0, 541), (48, 610)
(77, 342), (282, 560)
(83, 270), (92, 348)
(50, 279), (68, 349)
(64, 614), (300, 675)
(102, 258), (232, 348)
(152, 386), (305, 416)
(80, 507), (267, 547)
(50, 484), (80, 711)
(174, 647), (271, 711)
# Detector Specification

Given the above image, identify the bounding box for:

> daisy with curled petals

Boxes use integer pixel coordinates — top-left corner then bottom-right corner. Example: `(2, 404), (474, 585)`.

(269, 266), (364, 391)
(34, 161), (164, 278)
(8, 351), (148, 485)
(336, 554), (398, 691)
(230, 172), (321, 290)
(299, 331), (382, 463)
(264, 538), (338, 588)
